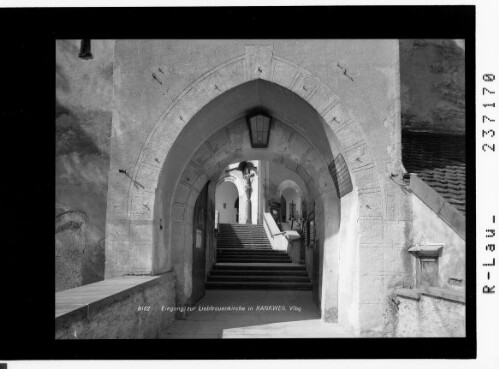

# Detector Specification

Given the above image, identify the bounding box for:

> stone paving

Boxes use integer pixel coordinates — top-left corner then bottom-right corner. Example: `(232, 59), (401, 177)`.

(159, 290), (352, 338)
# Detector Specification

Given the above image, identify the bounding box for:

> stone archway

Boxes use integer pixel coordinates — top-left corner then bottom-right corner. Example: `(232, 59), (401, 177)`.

(215, 174), (244, 224)
(106, 45), (386, 333)
(278, 179), (305, 222)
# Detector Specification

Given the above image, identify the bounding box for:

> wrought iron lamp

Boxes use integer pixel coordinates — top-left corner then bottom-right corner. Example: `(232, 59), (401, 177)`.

(247, 112), (272, 148)
(78, 39), (93, 60)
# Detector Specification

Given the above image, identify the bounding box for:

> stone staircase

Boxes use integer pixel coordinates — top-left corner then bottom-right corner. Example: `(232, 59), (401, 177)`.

(206, 223), (312, 290)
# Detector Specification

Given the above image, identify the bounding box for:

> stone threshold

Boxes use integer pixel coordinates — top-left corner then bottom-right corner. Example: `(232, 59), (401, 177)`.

(395, 286), (465, 304)
(56, 273), (173, 329)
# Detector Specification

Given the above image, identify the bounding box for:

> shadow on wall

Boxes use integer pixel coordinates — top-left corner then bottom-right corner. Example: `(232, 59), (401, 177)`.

(56, 204), (106, 288)
(56, 61), (112, 286)
(400, 39), (465, 135)
(56, 203), (105, 291)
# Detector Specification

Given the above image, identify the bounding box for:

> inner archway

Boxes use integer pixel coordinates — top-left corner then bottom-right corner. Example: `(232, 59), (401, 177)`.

(215, 179), (239, 224)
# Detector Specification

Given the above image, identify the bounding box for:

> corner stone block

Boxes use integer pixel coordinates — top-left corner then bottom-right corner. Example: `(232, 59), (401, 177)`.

(335, 122), (366, 151)
(344, 143), (375, 171)
(184, 205), (194, 224)
(184, 225), (194, 251)
(359, 220), (384, 244)
(191, 144), (213, 168)
(194, 173), (209, 193)
(171, 204), (186, 223)
(245, 45), (274, 81)
(128, 220), (154, 245)
(213, 58), (246, 93)
(358, 191), (384, 219)
(127, 243), (153, 272)
(171, 223), (186, 263)
(352, 166), (380, 192)
(129, 192), (154, 219)
(288, 134), (311, 161)
(360, 275), (385, 304)
(186, 188), (200, 208)
(134, 165), (161, 193)
(322, 102), (350, 130)
(359, 303), (385, 333)
(359, 245), (384, 275)
(174, 183), (192, 205)
(106, 218), (130, 244)
(384, 221), (408, 245)
(290, 73), (320, 101)
(174, 90), (202, 124)
(271, 59), (298, 88)
(189, 75), (223, 113)
(383, 248), (406, 274)
(181, 164), (201, 188)
(141, 146), (166, 170)
(308, 84), (340, 115)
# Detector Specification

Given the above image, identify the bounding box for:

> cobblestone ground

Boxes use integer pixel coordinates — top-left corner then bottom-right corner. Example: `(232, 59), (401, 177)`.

(159, 290), (352, 338)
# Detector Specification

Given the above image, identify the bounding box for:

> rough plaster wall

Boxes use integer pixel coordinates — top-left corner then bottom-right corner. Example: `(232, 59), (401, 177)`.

(56, 40), (114, 284)
(55, 205), (87, 292)
(56, 274), (175, 339)
(338, 192), (360, 332)
(411, 194), (466, 289)
(400, 39), (465, 134)
(395, 295), (465, 337)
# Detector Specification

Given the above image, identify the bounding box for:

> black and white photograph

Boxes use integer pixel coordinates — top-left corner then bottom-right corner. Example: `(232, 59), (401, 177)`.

(3, 2), (499, 367)
(54, 36), (468, 339)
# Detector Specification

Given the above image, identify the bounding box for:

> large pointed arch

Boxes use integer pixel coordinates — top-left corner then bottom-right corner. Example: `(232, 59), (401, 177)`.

(105, 45), (386, 333)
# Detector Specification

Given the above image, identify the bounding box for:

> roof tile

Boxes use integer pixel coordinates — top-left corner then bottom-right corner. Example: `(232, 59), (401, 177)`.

(402, 132), (466, 214)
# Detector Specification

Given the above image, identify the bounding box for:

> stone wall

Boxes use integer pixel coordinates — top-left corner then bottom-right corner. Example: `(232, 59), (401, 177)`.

(56, 203), (87, 292)
(106, 40), (408, 334)
(411, 194), (466, 290)
(400, 39), (465, 134)
(395, 293), (465, 337)
(56, 274), (175, 339)
(56, 40), (114, 284)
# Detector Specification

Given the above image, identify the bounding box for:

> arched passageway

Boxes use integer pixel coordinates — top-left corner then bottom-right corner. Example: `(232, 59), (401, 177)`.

(106, 46), (387, 333)
(215, 180), (239, 224)
(150, 79), (359, 326)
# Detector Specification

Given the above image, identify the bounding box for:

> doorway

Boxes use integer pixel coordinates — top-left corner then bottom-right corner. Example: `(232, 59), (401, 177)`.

(191, 182), (209, 305)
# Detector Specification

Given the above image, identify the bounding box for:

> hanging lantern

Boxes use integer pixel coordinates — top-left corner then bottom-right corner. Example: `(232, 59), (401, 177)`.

(78, 39), (93, 60)
(247, 112), (272, 148)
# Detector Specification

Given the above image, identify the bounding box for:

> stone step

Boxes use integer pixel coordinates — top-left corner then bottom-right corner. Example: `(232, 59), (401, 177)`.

(217, 243), (272, 250)
(212, 263), (306, 271)
(217, 241), (271, 245)
(217, 248), (286, 252)
(216, 254), (291, 260)
(219, 234), (267, 237)
(205, 281), (312, 290)
(216, 258), (292, 263)
(216, 252), (287, 257)
(217, 239), (270, 242)
(210, 269), (309, 276)
(217, 244), (272, 247)
(217, 236), (269, 239)
(207, 275), (311, 283)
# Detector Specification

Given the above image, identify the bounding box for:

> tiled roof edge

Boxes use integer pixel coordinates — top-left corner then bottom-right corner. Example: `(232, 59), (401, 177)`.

(409, 174), (466, 240)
